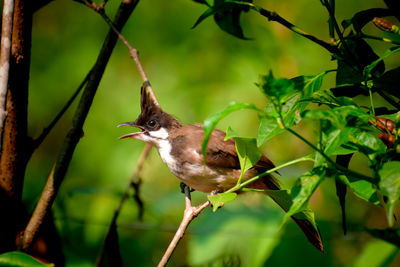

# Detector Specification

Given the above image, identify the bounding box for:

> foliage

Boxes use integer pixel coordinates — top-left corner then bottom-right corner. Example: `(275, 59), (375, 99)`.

(0, 252), (54, 267)
(3, 0), (400, 266)
(194, 0), (400, 262)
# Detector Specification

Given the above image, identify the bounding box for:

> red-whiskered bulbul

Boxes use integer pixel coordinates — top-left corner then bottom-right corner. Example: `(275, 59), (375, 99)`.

(119, 84), (323, 252)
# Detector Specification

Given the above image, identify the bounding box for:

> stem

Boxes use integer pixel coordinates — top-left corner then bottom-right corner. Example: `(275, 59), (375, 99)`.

(92, 6), (160, 107)
(321, 0), (351, 57)
(158, 186), (210, 267)
(226, 155), (314, 193)
(369, 87), (375, 118)
(286, 127), (376, 183)
(226, 1), (338, 54)
(361, 34), (400, 46)
(258, 7), (338, 54)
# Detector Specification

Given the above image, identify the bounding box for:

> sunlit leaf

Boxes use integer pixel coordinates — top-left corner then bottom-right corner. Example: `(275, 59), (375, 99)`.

(202, 102), (261, 158)
(378, 161), (400, 226)
(0, 252), (53, 267)
(257, 72), (326, 145)
(225, 127), (261, 177)
(337, 174), (380, 205)
(208, 192), (237, 211)
(262, 189), (319, 232)
(284, 168), (326, 220)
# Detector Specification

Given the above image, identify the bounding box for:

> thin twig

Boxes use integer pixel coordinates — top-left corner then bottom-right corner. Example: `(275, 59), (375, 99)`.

(361, 33), (400, 46)
(0, 0), (15, 141)
(30, 71), (91, 152)
(158, 186), (210, 267)
(95, 143), (152, 267)
(82, 1), (160, 107)
(230, 1), (338, 54)
(21, 0), (139, 251)
(258, 7), (339, 54)
(320, 0), (353, 58)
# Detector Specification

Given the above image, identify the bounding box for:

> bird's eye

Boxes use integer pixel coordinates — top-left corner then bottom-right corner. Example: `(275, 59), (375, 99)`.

(147, 120), (156, 128)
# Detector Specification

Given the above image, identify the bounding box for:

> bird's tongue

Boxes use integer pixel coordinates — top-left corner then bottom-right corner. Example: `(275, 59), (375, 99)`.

(118, 131), (144, 140)
(117, 122), (146, 139)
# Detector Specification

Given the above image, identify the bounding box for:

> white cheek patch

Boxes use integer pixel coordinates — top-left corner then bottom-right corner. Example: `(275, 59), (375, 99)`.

(149, 128), (169, 140)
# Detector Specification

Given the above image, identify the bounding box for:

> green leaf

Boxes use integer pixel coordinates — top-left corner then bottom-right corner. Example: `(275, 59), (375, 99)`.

(192, 7), (217, 29)
(337, 174), (380, 205)
(202, 102), (261, 158)
(302, 89), (357, 108)
(225, 127), (261, 177)
(213, 0), (253, 39)
(324, 127), (360, 155)
(258, 71), (295, 101)
(0, 252), (53, 267)
(192, 0), (253, 39)
(265, 189), (319, 230)
(336, 37), (384, 92)
(257, 72), (326, 145)
(284, 168), (326, 220)
(364, 46), (400, 77)
(378, 161), (400, 226)
(208, 192), (237, 211)
(302, 105), (370, 128)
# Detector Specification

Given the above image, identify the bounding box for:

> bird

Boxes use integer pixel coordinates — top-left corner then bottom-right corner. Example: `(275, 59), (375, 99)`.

(118, 84), (324, 252)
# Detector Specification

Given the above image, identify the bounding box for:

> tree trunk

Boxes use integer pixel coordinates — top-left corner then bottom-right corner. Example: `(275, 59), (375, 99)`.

(0, 0), (31, 252)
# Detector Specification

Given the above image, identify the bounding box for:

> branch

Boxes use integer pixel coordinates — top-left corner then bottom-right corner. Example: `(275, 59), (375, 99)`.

(0, 0), (15, 146)
(95, 143), (152, 266)
(258, 7), (339, 54)
(158, 186), (210, 267)
(21, 0), (139, 251)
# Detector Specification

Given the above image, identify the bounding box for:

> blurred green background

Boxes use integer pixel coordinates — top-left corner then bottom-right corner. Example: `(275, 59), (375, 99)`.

(25, 0), (399, 266)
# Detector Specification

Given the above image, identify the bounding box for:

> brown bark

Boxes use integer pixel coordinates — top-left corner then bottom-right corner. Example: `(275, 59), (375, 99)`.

(0, 0), (31, 252)
(0, 0), (31, 202)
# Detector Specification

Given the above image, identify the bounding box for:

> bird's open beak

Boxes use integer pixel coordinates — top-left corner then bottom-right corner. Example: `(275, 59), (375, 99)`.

(117, 122), (146, 140)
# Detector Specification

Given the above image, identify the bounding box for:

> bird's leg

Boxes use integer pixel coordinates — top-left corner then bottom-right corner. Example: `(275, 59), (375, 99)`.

(180, 182), (194, 194)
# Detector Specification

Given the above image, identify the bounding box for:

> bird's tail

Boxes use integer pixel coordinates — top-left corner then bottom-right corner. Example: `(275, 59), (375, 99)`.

(247, 175), (324, 252)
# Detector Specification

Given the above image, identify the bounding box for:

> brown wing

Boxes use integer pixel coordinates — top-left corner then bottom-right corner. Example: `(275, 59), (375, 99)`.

(202, 128), (241, 169)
